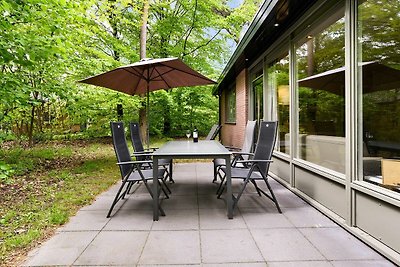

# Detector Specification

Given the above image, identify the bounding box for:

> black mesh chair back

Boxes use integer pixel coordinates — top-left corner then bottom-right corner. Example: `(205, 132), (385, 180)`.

(110, 122), (132, 178)
(108, 121), (169, 218)
(206, 124), (222, 140)
(129, 122), (147, 161)
(253, 121), (278, 176)
(216, 120), (281, 213)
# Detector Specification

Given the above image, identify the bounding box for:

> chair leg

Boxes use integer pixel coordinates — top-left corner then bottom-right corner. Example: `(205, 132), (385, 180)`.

(250, 180), (262, 196)
(217, 181), (226, 199)
(232, 177), (250, 210)
(159, 181), (170, 199)
(262, 178), (282, 213)
(161, 178), (172, 194)
(169, 161), (175, 183)
(216, 171), (226, 197)
(212, 164), (218, 183)
(142, 180), (166, 216)
(107, 179), (128, 218)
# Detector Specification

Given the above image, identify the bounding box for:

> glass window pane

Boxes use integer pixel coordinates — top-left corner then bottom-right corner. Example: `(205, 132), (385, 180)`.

(358, 0), (400, 192)
(225, 84), (236, 123)
(252, 70), (264, 123)
(268, 53), (290, 154)
(296, 12), (346, 173)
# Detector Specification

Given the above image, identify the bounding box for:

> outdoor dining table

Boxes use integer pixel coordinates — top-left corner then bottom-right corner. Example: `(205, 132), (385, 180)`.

(152, 140), (232, 221)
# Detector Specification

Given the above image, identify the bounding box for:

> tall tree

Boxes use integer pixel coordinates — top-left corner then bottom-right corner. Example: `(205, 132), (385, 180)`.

(139, 0), (150, 145)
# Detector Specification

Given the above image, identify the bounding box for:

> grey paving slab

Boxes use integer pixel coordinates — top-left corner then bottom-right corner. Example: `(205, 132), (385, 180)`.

(235, 194), (279, 210)
(138, 265), (201, 267)
(162, 195), (199, 210)
(118, 194), (157, 210)
(198, 194), (227, 209)
(202, 263), (267, 267)
(22, 163), (395, 267)
(240, 207), (294, 229)
(58, 210), (110, 232)
(139, 231), (201, 265)
(331, 260), (397, 267)
(151, 209), (199, 230)
(267, 261), (332, 267)
(201, 229), (264, 263)
(23, 231), (97, 266)
(74, 231), (148, 266)
(80, 195), (118, 211)
(250, 228), (325, 261)
(103, 209), (154, 230)
(197, 182), (219, 195)
(168, 182), (198, 195)
(284, 206), (339, 228)
(300, 227), (388, 261)
(273, 190), (309, 208)
(199, 208), (247, 230)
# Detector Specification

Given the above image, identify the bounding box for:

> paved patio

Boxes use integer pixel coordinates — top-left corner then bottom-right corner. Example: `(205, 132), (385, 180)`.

(23, 162), (394, 266)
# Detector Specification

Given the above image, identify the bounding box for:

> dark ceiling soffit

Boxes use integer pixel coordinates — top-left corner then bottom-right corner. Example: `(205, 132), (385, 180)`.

(213, 0), (279, 95)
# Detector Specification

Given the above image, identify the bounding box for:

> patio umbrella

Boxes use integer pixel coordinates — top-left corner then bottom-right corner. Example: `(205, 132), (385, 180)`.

(298, 61), (400, 96)
(79, 57), (216, 145)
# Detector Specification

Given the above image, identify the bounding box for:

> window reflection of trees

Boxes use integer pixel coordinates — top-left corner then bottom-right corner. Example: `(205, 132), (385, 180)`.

(268, 54), (290, 154)
(359, 0), (400, 191)
(296, 13), (346, 173)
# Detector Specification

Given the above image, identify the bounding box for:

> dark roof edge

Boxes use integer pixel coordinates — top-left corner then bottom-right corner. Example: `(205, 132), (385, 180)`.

(213, 0), (279, 94)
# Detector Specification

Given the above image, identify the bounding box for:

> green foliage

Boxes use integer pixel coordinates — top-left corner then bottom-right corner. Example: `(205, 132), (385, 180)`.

(0, 161), (14, 184)
(0, 0), (262, 143)
(0, 140), (120, 264)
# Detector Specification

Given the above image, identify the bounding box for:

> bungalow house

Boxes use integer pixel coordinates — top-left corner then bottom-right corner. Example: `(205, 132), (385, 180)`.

(215, 0), (400, 264)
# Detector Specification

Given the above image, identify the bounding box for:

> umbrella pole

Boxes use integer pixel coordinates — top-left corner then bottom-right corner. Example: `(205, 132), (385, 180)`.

(146, 85), (150, 150)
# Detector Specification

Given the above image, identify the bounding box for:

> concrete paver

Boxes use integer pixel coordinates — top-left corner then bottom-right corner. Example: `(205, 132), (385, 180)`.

(22, 162), (395, 266)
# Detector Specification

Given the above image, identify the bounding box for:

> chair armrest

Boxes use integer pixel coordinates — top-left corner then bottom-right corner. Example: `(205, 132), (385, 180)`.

(117, 160), (152, 165)
(132, 151), (153, 156)
(232, 152), (254, 156)
(236, 159), (273, 164)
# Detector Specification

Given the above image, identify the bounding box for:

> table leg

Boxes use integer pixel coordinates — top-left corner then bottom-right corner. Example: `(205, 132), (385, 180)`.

(225, 155), (233, 219)
(153, 157), (159, 221)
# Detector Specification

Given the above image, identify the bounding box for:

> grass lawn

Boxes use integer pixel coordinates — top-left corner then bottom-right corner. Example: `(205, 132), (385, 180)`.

(0, 138), (125, 266)
(0, 136), (209, 266)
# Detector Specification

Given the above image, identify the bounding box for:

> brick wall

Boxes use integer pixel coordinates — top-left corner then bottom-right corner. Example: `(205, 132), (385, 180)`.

(221, 69), (248, 148)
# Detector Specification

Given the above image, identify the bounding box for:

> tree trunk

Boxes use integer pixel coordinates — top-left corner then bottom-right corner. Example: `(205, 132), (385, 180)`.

(139, 0), (150, 146)
(139, 100), (148, 145)
(28, 104), (35, 146)
(140, 0), (149, 60)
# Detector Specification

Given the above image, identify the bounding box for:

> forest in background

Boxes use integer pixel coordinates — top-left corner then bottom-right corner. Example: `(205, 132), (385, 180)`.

(0, 0), (262, 144)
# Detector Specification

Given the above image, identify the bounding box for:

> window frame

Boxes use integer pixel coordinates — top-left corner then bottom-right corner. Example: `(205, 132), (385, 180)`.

(225, 83), (236, 124)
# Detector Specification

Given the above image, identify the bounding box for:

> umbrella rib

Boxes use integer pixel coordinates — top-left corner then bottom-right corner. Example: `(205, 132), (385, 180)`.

(159, 62), (213, 81)
(154, 68), (173, 88)
(123, 67), (149, 94)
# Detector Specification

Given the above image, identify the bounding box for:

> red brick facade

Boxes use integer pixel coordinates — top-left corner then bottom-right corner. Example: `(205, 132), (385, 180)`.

(220, 69), (248, 148)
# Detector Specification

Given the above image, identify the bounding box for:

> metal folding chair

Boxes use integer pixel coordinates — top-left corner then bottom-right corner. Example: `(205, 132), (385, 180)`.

(213, 120), (257, 183)
(205, 124), (222, 140)
(129, 122), (174, 183)
(107, 122), (169, 218)
(217, 121), (281, 213)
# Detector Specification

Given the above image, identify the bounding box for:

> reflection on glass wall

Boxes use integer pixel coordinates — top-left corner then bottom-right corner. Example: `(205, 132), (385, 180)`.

(296, 11), (346, 173)
(252, 70), (264, 123)
(225, 84), (236, 123)
(359, 0), (400, 192)
(268, 53), (290, 154)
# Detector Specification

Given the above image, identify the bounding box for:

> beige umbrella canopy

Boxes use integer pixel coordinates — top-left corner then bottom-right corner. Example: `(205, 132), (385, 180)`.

(79, 57), (216, 144)
(298, 61), (400, 96)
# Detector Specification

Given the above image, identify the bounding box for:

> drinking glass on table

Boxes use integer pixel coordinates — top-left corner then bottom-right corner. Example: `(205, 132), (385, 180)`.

(186, 130), (191, 140)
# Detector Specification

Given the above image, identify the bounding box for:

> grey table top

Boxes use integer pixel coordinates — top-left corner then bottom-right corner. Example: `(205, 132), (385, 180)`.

(153, 140), (231, 157)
